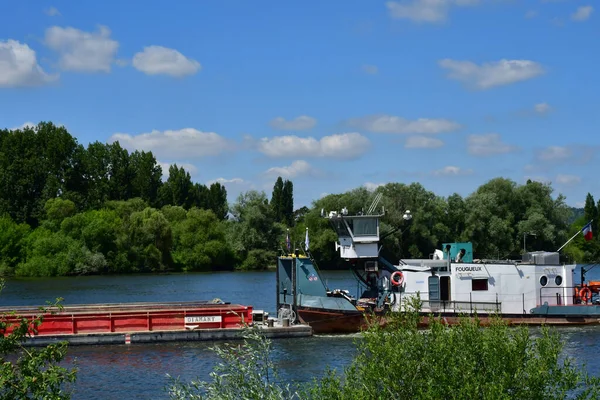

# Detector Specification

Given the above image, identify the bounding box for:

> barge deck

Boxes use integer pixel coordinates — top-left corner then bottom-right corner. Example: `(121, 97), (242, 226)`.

(1, 300), (312, 346)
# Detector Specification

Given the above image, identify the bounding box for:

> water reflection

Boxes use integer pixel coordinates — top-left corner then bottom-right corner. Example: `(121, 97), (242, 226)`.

(64, 335), (358, 400)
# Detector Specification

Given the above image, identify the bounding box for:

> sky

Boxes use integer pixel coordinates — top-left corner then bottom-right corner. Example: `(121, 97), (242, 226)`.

(0, 0), (598, 209)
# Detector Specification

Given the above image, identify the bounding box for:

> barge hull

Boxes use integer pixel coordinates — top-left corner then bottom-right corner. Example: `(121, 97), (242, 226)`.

(16, 325), (313, 347)
(298, 307), (600, 334)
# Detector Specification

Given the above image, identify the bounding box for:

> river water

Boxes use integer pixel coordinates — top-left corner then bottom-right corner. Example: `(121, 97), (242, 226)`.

(2, 266), (600, 399)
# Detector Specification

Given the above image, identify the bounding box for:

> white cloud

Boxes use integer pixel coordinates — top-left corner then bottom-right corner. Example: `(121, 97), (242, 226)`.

(110, 128), (231, 159)
(439, 59), (544, 90)
(258, 132), (370, 160)
(362, 64), (379, 75)
(207, 177), (245, 185)
(348, 114), (461, 134)
(11, 122), (36, 130)
(45, 7), (61, 16)
(532, 145), (597, 169)
(45, 25), (119, 73)
(364, 182), (385, 191)
(386, 0), (479, 23)
(158, 161), (198, 180)
(265, 160), (315, 179)
(536, 145), (571, 162)
(534, 102), (551, 114)
(269, 115), (317, 131)
(0, 40), (58, 87)
(405, 136), (444, 148)
(432, 166), (473, 176)
(571, 6), (593, 21)
(467, 133), (518, 156)
(524, 175), (550, 184)
(555, 174), (581, 185)
(132, 46), (201, 77)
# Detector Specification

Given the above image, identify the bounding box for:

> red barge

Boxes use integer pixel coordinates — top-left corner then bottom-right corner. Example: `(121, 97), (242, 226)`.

(1, 300), (312, 346)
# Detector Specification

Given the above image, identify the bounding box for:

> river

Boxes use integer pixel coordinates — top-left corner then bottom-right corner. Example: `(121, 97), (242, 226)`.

(2, 266), (600, 399)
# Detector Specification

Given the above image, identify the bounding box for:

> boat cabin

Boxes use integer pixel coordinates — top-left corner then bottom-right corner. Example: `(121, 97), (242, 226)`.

(329, 212), (382, 259)
(398, 249), (575, 315)
(326, 207), (579, 318)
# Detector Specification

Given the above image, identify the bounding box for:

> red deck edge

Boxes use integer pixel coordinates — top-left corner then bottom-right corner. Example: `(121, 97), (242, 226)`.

(1, 302), (253, 336)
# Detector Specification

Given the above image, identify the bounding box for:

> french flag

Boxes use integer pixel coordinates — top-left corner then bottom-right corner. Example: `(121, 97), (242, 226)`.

(582, 221), (593, 241)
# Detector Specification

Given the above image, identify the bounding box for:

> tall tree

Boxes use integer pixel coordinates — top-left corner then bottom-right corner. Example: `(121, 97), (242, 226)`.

(129, 150), (163, 207)
(271, 177), (284, 223)
(282, 179), (294, 226)
(159, 165), (195, 208)
(80, 141), (111, 210)
(228, 190), (282, 269)
(106, 142), (134, 201)
(584, 193), (598, 235)
(0, 122), (79, 226)
(208, 182), (228, 219)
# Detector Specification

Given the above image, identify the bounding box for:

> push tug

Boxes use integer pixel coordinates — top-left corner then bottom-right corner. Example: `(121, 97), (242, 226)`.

(277, 204), (600, 334)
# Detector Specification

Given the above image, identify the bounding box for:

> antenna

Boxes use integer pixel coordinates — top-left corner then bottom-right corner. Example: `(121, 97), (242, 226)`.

(367, 192), (383, 215)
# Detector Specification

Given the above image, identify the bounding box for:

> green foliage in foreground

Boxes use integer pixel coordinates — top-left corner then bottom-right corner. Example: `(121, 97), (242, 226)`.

(167, 326), (297, 400)
(0, 281), (77, 399)
(168, 302), (600, 400)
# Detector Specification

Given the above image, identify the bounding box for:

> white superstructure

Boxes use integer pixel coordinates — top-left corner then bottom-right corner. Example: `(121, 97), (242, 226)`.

(328, 210), (577, 316)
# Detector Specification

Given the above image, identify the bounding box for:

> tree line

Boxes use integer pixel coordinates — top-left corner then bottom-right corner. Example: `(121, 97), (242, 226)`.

(0, 122), (596, 277)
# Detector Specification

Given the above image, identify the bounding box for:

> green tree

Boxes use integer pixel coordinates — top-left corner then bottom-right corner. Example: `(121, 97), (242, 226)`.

(308, 305), (600, 399)
(79, 141), (112, 210)
(124, 207), (173, 272)
(282, 180), (294, 226)
(0, 123), (79, 226)
(270, 177), (284, 223)
(167, 325), (296, 400)
(106, 142), (134, 201)
(228, 191), (282, 270)
(207, 182), (228, 219)
(0, 216), (30, 276)
(0, 281), (77, 399)
(171, 208), (235, 271)
(584, 193), (598, 232)
(129, 150), (163, 207)
(16, 228), (100, 277)
(42, 198), (77, 232)
(159, 165), (196, 209)
(60, 209), (120, 273)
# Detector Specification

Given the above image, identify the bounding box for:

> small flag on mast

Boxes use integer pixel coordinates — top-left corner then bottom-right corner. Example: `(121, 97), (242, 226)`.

(582, 221), (593, 241)
(286, 230), (291, 251)
(305, 227), (309, 251)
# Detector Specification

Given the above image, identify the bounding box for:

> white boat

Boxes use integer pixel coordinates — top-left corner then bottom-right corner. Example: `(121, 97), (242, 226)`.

(277, 206), (600, 334)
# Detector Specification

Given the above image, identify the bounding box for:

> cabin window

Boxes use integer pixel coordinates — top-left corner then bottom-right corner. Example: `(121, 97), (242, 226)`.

(471, 278), (488, 291)
(428, 276), (440, 301)
(353, 218), (378, 236)
(555, 275), (563, 286)
(331, 219), (351, 237)
(540, 276), (548, 286)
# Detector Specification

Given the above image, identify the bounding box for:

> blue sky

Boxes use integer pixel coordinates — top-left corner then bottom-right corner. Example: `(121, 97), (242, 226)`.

(0, 0), (598, 209)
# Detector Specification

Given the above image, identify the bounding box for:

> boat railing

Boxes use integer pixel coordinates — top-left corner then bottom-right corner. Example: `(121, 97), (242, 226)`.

(539, 285), (595, 307)
(418, 299), (501, 314)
